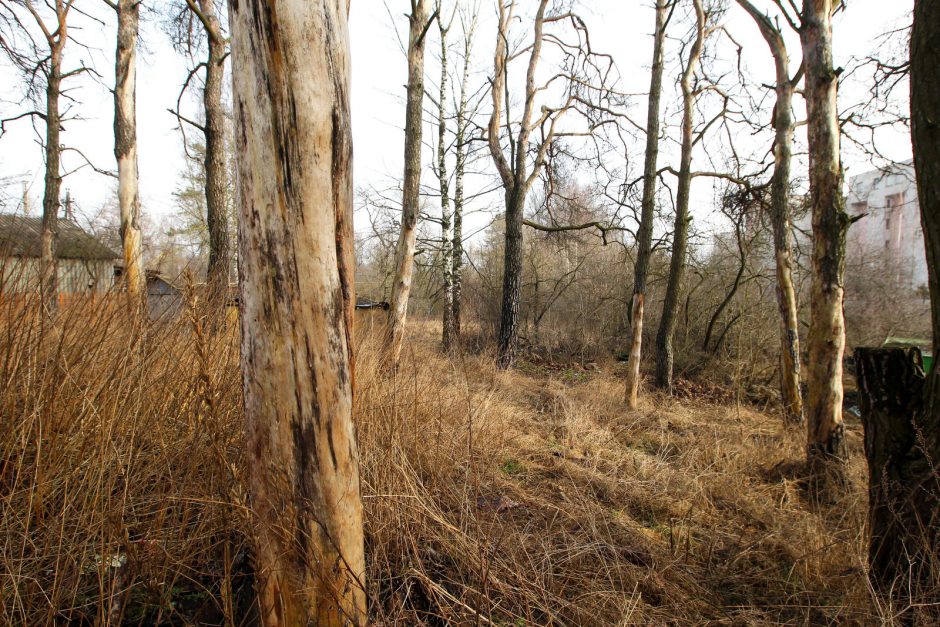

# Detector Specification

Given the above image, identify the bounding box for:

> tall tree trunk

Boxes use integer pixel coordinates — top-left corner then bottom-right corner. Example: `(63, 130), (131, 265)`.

(625, 0), (668, 409)
(437, 16), (455, 351)
(912, 0), (940, 376)
(852, 0), (940, 601)
(200, 0), (230, 293)
(801, 0), (848, 479)
(769, 82), (804, 425)
(489, 0), (550, 369)
(228, 1), (365, 624)
(654, 0), (704, 393)
(451, 6), (476, 343)
(40, 49), (63, 319)
(856, 0), (940, 600)
(497, 187), (525, 367)
(114, 0), (144, 306)
(736, 0), (804, 425)
(387, 0), (430, 366)
(452, 123), (464, 338)
(904, 0), (940, 593)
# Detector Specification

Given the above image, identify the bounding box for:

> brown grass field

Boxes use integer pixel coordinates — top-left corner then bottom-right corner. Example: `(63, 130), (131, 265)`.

(0, 295), (928, 625)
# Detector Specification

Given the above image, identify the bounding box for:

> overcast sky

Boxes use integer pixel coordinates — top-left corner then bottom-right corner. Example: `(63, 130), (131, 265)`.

(0, 0), (914, 241)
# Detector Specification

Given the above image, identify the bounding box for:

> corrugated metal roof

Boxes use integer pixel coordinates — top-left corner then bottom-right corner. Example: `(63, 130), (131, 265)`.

(0, 214), (118, 260)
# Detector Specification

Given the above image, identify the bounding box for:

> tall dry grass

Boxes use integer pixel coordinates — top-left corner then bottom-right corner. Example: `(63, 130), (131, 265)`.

(0, 294), (935, 624)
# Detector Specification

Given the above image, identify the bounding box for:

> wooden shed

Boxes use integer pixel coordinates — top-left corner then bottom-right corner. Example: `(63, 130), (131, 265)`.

(145, 271), (183, 320)
(0, 214), (118, 296)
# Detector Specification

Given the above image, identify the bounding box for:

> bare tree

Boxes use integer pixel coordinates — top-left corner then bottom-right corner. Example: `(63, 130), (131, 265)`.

(107, 0), (145, 305)
(450, 1), (478, 342)
(435, 3), (456, 350)
(799, 0), (849, 481)
(228, 0), (365, 623)
(625, 0), (671, 409)
(654, 0), (707, 393)
(171, 0), (230, 290)
(736, 0), (804, 425)
(387, 0), (435, 366)
(0, 0), (78, 318)
(487, 0), (618, 368)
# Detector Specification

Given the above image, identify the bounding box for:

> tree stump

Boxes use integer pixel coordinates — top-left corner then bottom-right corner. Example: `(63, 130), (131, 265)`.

(854, 346), (939, 595)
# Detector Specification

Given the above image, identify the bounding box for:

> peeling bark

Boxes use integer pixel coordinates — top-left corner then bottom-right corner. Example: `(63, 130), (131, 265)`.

(801, 0), (848, 479)
(387, 0), (431, 366)
(769, 84), (804, 426)
(228, 0), (365, 624)
(736, 0), (803, 426)
(625, 0), (669, 409)
(114, 0), (144, 306)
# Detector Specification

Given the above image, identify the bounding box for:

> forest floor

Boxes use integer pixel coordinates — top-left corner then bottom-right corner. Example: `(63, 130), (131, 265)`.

(0, 305), (913, 625)
(354, 319), (886, 625)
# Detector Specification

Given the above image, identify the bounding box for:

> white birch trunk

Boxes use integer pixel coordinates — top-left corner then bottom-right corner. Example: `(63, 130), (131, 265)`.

(437, 14), (455, 350)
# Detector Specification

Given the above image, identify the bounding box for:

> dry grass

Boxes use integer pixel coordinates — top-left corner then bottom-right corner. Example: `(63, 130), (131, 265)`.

(0, 298), (930, 625)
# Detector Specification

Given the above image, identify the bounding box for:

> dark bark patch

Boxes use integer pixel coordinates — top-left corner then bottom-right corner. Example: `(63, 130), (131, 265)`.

(291, 418), (319, 558)
(327, 423), (338, 471)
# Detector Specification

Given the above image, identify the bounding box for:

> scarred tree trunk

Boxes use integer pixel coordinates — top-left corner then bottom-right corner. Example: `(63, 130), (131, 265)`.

(801, 0), (848, 479)
(200, 0), (230, 292)
(654, 0), (704, 393)
(387, 0), (430, 366)
(625, 0), (668, 409)
(736, 0), (803, 425)
(769, 83), (804, 426)
(114, 0), (144, 306)
(437, 15), (455, 351)
(40, 47), (63, 319)
(228, 1), (365, 624)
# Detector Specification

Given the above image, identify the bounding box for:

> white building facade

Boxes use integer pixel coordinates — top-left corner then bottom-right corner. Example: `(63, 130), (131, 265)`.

(846, 162), (927, 291)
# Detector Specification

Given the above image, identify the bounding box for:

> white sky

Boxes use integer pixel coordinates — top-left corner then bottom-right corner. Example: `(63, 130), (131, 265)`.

(0, 0), (914, 242)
